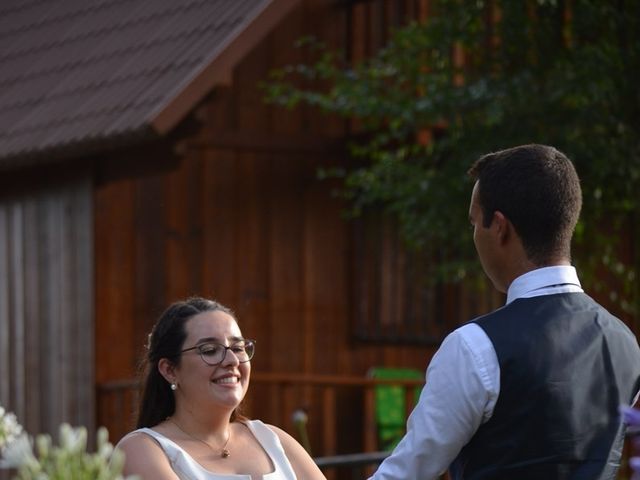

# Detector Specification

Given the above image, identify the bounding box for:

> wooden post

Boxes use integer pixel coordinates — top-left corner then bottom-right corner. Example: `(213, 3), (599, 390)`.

(364, 385), (377, 452)
(322, 387), (336, 455)
(404, 385), (416, 419)
(322, 387), (337, 480)
(363, 385), (377, 477)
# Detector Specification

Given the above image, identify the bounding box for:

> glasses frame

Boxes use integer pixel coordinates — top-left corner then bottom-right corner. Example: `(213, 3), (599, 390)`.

(180, 339), (256, 366)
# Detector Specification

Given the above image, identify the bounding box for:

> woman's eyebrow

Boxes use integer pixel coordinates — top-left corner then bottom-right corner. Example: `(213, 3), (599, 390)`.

(195, 335), (244, 344)
(195, 336), (219, 344)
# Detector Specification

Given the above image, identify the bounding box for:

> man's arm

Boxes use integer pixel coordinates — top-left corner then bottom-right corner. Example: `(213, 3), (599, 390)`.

(368, 324), (499, 480)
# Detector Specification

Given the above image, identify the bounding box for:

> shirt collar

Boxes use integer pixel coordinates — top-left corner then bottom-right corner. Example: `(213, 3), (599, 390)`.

(506, 265), (582, 305)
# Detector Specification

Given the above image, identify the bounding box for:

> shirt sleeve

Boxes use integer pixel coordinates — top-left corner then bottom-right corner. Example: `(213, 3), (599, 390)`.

(368, 323), (500, 480)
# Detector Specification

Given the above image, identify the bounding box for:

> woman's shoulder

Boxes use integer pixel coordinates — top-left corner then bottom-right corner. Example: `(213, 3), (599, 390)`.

(249, 421), (292, 440)
(116, 428), (169, 456)
(243, 420), (311, 457)
(252, 422), (326, 480)
(238, 421), (300, 463)
(116, 428), (180, 479)
(242, 419), (282, 433)
(242, 419), (289, 444)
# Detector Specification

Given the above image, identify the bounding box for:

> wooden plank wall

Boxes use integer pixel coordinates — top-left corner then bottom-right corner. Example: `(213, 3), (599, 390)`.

(93, 1), (506, 455)
(0, 174), (94, 439)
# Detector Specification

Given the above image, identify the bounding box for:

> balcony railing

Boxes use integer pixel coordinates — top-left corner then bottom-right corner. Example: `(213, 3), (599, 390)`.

(98, 372), (634, 480)
(97, 371), (426, 479)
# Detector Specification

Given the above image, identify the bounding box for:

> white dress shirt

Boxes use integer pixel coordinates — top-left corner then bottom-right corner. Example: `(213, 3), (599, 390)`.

(369, 266), (583, 480)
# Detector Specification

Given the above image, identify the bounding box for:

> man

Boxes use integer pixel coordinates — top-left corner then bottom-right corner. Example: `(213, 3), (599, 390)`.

(369, 144), (640, 479)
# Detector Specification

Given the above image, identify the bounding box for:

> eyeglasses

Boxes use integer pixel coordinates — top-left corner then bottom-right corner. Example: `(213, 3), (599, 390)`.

(180, 339), (256, 366)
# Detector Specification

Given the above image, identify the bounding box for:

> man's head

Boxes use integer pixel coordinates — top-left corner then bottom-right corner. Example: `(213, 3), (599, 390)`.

(468, 144), (582, 286)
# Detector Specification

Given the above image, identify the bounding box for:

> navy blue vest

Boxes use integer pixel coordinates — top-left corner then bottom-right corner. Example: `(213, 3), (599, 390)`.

(450, 292), (640, 480)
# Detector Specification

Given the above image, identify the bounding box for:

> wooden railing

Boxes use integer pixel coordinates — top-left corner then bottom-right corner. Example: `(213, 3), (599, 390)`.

(96, 371), (636, 479)
(97, 371), (425, 479)
(247, 372), (423, 456)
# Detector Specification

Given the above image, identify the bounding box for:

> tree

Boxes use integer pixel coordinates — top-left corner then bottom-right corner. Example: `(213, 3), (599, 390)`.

(265, 0), (640, 314)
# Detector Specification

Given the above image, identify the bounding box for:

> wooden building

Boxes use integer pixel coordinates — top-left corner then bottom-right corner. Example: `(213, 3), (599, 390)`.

(0, 0), (539, 470)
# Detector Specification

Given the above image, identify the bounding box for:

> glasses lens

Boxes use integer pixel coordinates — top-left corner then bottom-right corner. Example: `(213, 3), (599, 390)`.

(229, 340), (254, 363)
(198, 343), (225, 365)
(240, 340), (255, 362)
(197, 340), (255, 365)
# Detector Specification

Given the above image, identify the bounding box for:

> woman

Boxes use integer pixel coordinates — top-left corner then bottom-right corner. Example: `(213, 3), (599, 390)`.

(117, 297), (326, 479)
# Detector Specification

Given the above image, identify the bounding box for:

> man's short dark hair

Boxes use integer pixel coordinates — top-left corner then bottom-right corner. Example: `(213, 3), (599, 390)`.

(468, 144), (582, 265)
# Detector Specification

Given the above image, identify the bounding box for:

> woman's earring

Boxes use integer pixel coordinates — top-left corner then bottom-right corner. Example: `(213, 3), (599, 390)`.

(171, 383), (177, 391)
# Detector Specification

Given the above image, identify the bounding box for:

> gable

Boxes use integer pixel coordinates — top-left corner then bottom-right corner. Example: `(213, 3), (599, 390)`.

(0, 0), (297, 168)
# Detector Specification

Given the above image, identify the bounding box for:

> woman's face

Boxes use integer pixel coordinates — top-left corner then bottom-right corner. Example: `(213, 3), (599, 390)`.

(172, 310), (251, 414)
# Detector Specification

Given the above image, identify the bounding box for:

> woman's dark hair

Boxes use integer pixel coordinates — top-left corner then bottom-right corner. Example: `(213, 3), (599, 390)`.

(136, 297), (243, 428)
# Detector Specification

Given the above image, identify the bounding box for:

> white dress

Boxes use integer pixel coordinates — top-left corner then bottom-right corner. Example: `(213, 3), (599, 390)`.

(128, 420), (297, 480)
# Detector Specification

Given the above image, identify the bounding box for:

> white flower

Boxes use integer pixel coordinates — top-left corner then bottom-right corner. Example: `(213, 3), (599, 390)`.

(0, 433), (37, 469)
(0, 406), (139, 480)
(35, 433), (51, 458)
(292, 408), (308, 424)
(59, 422), (87, 452)
(0, 406), (24, 451)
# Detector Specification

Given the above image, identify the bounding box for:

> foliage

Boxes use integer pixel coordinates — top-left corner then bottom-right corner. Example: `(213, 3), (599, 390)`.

(0, 406), (137, 480)
(265, 0), (640, 311)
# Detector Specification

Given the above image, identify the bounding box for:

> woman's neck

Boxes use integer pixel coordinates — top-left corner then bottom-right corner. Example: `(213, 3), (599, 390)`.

(170, 405), (233, 443)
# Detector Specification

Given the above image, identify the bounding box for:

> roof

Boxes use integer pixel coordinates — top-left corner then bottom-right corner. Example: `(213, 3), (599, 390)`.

(0, 0), (298, 168)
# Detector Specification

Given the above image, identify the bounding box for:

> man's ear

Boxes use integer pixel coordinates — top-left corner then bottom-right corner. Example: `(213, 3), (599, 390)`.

(158, 358), (176, 385)
(492, 211), (511, 244)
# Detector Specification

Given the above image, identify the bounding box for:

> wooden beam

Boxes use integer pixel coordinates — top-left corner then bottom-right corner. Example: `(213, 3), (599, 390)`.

(178, 130), (346, 154)
(151, 0), (301, 135)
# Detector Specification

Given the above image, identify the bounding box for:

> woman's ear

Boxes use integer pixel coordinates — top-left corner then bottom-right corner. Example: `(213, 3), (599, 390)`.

(158, 358), (176, 385)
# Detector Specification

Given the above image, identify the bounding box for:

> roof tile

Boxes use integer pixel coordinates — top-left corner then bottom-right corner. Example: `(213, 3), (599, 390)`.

(0, 0), (293, 166)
